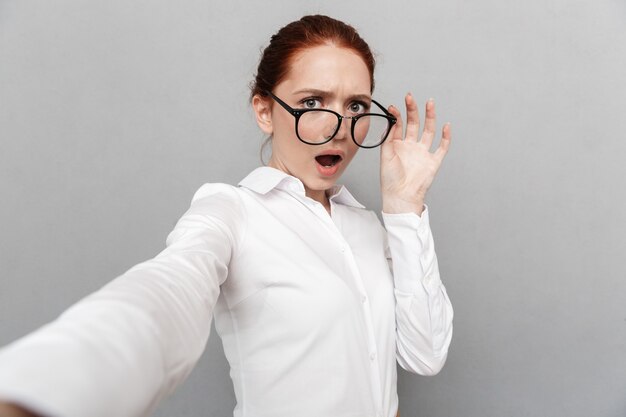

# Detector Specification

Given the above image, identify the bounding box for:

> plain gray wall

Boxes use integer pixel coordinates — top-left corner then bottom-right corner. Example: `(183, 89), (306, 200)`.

(1, 1), (625, 416)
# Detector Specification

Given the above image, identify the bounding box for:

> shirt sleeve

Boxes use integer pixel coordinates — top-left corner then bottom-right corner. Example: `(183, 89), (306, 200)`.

(382, 206), (453, 376)
(0, 184), (244, 417)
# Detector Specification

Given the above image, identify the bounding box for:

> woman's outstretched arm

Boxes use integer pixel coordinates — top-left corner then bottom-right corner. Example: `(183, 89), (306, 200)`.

(0, 184), (244, 417)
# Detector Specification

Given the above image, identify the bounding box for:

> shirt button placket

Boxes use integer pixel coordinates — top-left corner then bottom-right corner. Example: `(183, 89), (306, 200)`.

(326, 208), (385, 412)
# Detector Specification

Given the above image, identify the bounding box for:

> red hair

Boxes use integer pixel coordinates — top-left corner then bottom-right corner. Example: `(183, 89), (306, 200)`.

(250, 15), (375, 100)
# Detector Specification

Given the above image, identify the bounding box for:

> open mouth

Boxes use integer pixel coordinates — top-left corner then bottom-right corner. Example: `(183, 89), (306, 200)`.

(315, 154), (343, 167)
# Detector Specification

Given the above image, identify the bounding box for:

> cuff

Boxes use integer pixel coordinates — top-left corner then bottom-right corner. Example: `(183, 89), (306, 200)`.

(381, 205), (430, 235)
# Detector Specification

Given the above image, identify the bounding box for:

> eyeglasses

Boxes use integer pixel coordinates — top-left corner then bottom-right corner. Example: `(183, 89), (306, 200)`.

(266, 91), (397, 149)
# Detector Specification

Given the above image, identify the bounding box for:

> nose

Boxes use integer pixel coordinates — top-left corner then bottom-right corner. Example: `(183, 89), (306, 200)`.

(332, 116), (351, 141)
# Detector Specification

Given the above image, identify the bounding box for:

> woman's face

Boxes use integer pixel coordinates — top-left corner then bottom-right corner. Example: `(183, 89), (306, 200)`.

(254, 44), (372, 203)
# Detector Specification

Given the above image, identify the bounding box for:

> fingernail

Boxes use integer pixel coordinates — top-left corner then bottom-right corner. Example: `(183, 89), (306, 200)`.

(428, 97), (434, 102)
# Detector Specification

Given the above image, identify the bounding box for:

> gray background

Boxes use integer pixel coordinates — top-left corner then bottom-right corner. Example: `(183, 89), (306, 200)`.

(1, 0), (625, 416)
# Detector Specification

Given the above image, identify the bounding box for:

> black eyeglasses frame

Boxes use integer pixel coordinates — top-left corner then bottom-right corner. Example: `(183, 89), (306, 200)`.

(265, 90), (397, 149)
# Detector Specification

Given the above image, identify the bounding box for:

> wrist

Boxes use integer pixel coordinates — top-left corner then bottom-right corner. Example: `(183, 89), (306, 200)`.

(382, 198), (425, 215)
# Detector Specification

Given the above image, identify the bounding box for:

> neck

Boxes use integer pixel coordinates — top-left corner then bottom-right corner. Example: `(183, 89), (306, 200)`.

(305, 187), (331, 214)
(267, 158), (332, 214)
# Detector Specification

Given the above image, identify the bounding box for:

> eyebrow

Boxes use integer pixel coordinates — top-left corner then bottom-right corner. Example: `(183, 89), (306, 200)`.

(291, 88), (372, 103)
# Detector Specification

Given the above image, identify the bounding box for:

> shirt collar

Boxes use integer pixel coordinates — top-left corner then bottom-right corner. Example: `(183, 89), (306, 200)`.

(238, 167), (365, 209)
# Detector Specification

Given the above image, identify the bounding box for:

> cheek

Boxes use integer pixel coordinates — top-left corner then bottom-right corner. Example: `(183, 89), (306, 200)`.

(271, 115), (298, 149)
(345, 144), (360, 163)
(272, 121), (315, 163)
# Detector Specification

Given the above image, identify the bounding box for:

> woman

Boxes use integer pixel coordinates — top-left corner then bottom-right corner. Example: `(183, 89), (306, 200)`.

(0, 15), (453, 417)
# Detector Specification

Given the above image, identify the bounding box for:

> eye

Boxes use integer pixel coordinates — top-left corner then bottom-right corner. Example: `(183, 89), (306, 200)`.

(299, 97), (322, 109)
(348, 101), (369, 114)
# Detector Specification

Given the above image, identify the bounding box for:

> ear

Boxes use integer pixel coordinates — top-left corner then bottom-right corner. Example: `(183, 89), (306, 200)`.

(252, 94), (273, 136)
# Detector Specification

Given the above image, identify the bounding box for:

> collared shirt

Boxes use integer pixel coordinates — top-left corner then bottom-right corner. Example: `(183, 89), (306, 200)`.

(0, 167), (453, 417)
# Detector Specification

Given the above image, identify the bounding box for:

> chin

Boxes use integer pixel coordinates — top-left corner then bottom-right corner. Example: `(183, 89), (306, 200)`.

(299, 173), (334, 192)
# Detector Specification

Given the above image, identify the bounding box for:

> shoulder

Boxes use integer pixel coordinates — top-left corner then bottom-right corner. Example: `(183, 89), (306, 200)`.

(342, 203), (383, 225)
(360, 208), (387, 236)
(336, 203), (387, 240)
(167, 183), (247, 246)
(189, 183), (245, 215)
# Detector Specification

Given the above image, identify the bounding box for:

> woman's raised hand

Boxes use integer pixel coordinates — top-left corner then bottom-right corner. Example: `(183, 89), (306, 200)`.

(380, 93), (451, 215)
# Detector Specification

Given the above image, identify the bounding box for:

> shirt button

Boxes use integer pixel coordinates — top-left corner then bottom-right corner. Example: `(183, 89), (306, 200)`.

(361, 295), (367, 303)
(369, 351), (377, 361)
(340, 246), (346, 253)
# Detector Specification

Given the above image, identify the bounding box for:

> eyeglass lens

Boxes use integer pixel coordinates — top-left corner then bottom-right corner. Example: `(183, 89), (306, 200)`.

(298, 112), (390, 147)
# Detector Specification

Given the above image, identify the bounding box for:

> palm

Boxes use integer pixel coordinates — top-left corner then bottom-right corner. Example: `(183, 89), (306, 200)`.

(380, 94), (451, 214)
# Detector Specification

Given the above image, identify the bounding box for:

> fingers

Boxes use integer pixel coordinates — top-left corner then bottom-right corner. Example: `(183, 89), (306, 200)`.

(435, 122), (452, 161)
(420, 98), (436, 149)
(386, 104), (403, 142)
(404, 93), (420, 142)
(384, 95), (450, 160)
(380, 104), (402, 158)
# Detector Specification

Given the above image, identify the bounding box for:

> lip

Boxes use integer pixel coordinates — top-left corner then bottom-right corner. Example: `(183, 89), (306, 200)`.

(314, 149), (345, 177)
(315, 149), (345, 159)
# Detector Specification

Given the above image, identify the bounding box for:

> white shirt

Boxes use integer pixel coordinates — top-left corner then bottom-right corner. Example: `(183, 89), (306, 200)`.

(0, 167), (453, 417)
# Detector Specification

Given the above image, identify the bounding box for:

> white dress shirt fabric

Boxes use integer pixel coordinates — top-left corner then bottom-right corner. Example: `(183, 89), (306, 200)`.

(0, 167), (453, 417)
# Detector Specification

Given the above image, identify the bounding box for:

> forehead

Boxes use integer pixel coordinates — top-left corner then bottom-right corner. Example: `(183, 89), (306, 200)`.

(278, 45), (371, 95)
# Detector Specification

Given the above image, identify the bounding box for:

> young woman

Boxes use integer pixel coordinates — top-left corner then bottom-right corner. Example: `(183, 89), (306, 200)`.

(0, 15), (453, 417)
